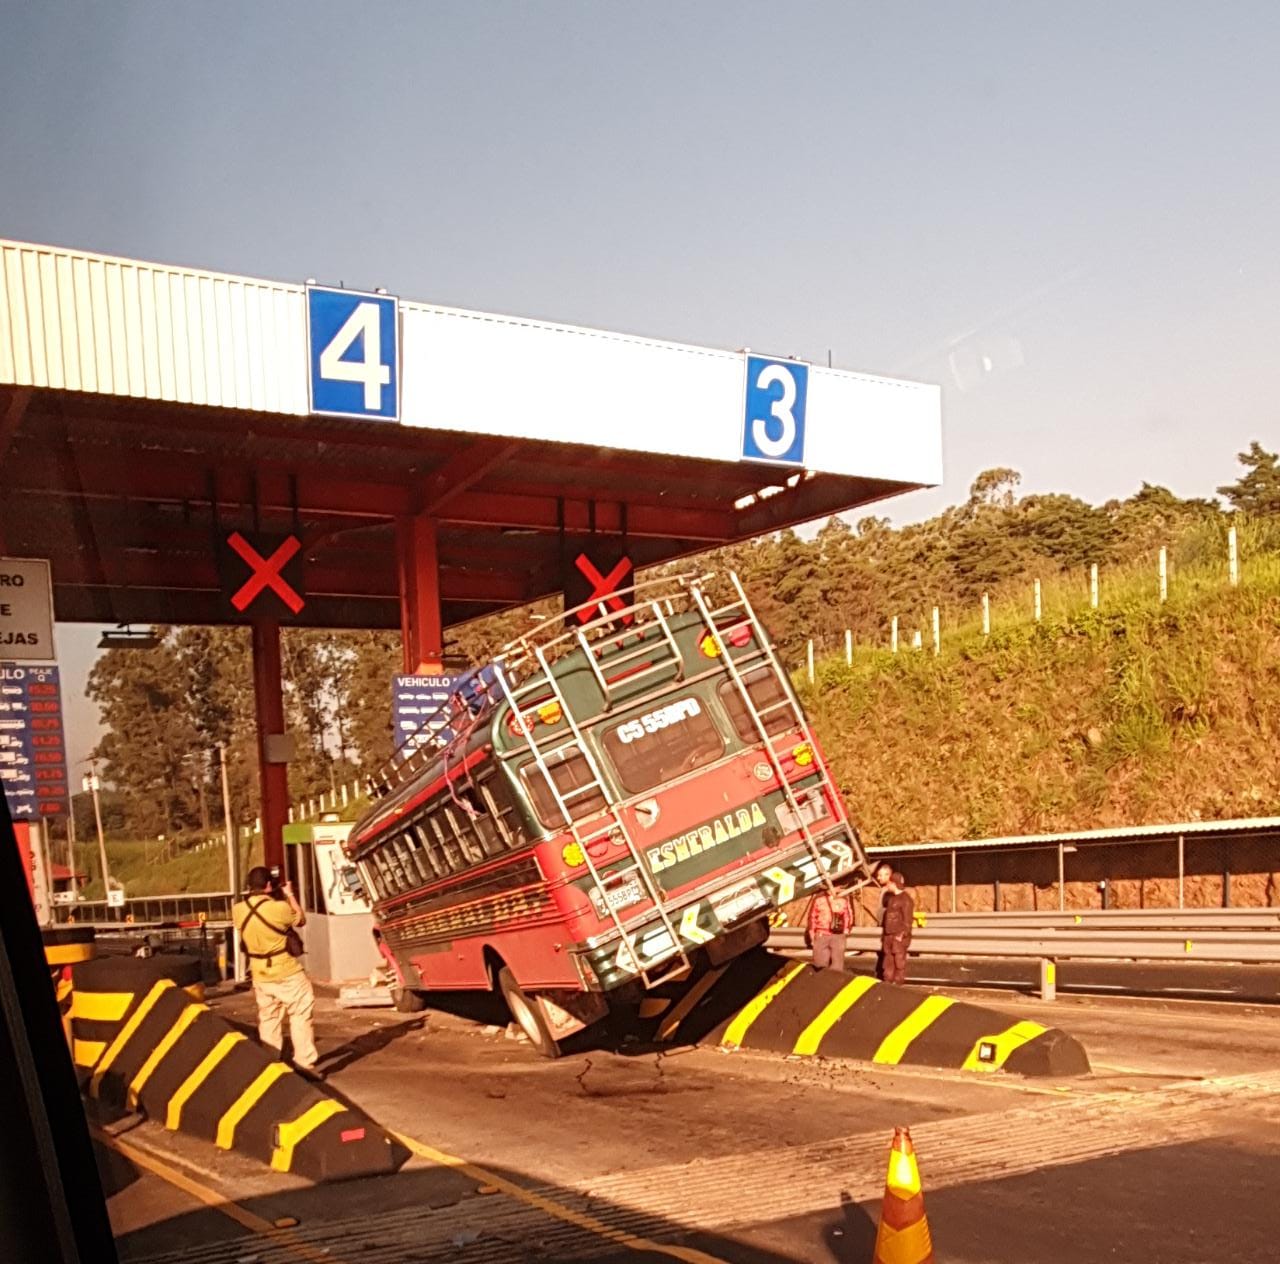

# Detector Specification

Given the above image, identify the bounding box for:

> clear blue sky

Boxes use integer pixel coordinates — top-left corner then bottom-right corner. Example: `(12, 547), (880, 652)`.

(2, 1), (1278, 769)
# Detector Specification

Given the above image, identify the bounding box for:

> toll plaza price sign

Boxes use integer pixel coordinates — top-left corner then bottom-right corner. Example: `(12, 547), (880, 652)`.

(392, 667), (499, 759)
(393, 674), (462, 758)
(0, 664), (69, 820)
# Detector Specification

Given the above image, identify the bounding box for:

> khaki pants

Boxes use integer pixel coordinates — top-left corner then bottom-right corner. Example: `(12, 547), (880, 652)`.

(253, 970), (318, 1070)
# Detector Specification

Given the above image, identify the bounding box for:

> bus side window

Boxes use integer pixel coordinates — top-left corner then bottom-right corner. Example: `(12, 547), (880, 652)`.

(442, 804), (484, 866)
(398, 831), (431, 886)
(472, 781), (512, 856)
(428, 812), (465, 873)
(717, 669), (794, 742)
(358, 859), (385, 902)
(412, 821), (445, 879)
(382, 839), (410, 892)
(519, 747), (606, 828)
(369, 849), (395, 899)
(479, 780), (520, 850)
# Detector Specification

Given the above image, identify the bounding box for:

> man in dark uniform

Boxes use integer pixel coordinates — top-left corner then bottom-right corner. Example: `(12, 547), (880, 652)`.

(880, 871), (914, 984)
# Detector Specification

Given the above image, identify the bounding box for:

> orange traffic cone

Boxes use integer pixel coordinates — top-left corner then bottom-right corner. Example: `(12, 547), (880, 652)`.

(872, 1127), (934, 1264)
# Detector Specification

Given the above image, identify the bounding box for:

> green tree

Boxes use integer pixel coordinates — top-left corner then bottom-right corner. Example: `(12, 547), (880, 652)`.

(1218, 442), (1280, 516)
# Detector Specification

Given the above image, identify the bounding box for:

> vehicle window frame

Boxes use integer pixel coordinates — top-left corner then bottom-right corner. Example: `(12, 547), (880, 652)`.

(600, 693), (726, 795)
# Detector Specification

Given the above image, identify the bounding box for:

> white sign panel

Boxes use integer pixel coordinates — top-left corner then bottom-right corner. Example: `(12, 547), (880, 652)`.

(0, 558), (55, 662)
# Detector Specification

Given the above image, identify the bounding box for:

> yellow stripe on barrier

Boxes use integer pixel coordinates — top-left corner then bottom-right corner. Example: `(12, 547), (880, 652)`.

(127, 1004), (206, 1107)
(961, 1019), (1048, 1073)
(792, 975), (878, 1056)
(721, 963), (806, 1049)
(872, 994), (955, 1065)
(56, 977), (74, 1004)
(166, 1032), (246, 1131)
(44, 943), (95, 966)
(71, 990), (134, 1023)
(185, 983), (206, 1003)
(657, 965), (727, 1042)
(270, 1100), (347, 1172)
(215, 1062), (292, 1150)
(89, 981), (175, 1098)
(74, 1039), (107, 1068)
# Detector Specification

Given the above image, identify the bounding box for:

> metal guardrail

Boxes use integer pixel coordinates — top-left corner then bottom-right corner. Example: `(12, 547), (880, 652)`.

(50, 891), (234, 926)
(906, 908), (1280, 930)
(768, 909), (1280, 968)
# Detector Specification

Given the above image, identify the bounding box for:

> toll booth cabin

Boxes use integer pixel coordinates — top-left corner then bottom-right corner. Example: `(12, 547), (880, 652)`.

(281, 819), (379, 984)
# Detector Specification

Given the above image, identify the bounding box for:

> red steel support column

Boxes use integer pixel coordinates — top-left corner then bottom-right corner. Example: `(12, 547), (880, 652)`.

(397, 513), (444, 674)
(251, 619), (289, 871)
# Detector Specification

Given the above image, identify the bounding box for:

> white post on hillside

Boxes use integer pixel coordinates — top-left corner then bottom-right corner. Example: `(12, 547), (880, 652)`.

(931, 606), (940, 656)
(287, 805), (294, 824)
(1090, 563), (1099, 609)
(1034, 579), (1042, 622)
(806, 639), (814, 684)
(844, 629), (852, 666)
(1158, 547), (1168, 602)
(341, 783), (349, 807)
(981, 592), (990, 636)
(891, 616), (899, 654)
(1228, 526), (1239, 586)
(911, 629), (923, 651)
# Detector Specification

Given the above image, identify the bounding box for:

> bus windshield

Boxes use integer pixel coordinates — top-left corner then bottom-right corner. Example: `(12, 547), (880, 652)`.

(601, 696), (725, 794)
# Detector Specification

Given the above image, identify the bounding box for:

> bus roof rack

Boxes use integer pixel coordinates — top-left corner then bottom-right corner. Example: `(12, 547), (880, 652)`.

(365, 571), (727, 803)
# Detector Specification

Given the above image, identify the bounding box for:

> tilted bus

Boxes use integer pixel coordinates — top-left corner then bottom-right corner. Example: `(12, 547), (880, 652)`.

(347, 572), (870, 1056)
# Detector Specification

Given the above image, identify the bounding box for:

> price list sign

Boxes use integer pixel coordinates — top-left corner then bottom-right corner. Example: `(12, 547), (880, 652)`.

(392, 674), (462, 758)
(0, 664), (70, 820)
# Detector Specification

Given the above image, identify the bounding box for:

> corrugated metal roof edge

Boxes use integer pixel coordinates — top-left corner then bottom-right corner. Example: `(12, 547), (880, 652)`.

(866, 815), (1280, 855)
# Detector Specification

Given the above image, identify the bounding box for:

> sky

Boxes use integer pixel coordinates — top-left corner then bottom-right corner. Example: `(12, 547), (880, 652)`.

(2, 1), (1278, 770)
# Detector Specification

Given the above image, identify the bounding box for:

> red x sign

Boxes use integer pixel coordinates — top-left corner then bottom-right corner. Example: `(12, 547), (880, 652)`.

(223, 531), (306, 616)
(571, 552), (634, 626)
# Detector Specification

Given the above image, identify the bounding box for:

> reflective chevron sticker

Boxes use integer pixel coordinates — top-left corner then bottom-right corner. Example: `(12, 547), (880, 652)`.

(681, 905), (714, 944)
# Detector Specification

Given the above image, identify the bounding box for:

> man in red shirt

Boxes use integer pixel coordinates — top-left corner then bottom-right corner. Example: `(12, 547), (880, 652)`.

(806, 881), (855, 971)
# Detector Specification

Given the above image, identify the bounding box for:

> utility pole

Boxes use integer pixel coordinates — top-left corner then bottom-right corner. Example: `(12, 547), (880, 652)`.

(219, 744), (238, 895)
(218, 744), (243, 983)
(84, 766), (110, 904)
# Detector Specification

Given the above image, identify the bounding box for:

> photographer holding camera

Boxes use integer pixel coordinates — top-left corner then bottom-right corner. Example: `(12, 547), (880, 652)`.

(233, 866), (320, 1078)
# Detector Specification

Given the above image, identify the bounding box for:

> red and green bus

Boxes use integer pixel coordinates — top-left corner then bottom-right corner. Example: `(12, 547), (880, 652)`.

(347, 573), (869, 1056)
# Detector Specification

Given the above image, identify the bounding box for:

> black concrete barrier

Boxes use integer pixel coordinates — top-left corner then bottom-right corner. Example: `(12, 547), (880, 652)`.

(655, 949), (1090, 1076)
(71, 956), (398, 1181)
(41, 926), (96, 1047)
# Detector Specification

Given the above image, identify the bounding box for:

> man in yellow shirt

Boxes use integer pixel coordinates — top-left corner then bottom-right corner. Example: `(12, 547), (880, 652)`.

(233, 866), (319, 1076)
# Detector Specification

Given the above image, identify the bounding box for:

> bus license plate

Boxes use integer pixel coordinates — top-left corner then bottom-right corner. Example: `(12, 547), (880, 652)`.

(591, 878), (644, 917)
(714, 881), (766, 925)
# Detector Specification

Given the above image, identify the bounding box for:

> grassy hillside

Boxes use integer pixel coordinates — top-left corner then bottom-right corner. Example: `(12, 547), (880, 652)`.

(799, 548), (1280, 844)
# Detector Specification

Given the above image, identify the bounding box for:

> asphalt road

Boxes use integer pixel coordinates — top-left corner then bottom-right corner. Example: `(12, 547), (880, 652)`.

(92, 968), (1280, 1264)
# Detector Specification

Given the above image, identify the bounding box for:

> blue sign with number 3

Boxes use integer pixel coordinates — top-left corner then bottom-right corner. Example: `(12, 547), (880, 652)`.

(741, 355), (808, 466)
(306, 286), (399, 421)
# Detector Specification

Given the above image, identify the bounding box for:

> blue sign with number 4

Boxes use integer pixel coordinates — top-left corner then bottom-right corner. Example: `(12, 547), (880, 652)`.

(306, 286), (399, 421)
(741, 355), (808, 466)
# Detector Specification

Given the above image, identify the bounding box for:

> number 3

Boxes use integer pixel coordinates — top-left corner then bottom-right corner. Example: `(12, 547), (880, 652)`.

(319, 302), (390, 409)
(751, 364), (797, 459)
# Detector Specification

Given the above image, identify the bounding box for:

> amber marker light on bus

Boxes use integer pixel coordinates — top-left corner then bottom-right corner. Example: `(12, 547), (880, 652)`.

(699, 634), (722, 658)
(562, 842), (586, 868)
(791, 742), (814, 766)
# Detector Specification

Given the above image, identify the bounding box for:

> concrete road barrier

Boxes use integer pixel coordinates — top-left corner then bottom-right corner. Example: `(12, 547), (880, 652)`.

(41, 925), (96, 1046)
(71, 956), (399, 1181)
(650, 949), (1090, 1076)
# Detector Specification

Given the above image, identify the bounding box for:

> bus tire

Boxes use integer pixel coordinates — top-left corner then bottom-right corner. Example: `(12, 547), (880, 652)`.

(497, 967), (561, 1059)
(393, 987), (427, 1013)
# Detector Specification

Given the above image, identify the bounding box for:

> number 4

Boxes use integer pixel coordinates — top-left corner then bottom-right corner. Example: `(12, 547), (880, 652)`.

(319, 301), (390, 409)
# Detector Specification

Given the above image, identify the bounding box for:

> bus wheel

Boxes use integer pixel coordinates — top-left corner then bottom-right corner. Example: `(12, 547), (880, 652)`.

(393, 988), (427, 1013)
(497, 967), (561, 1059)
